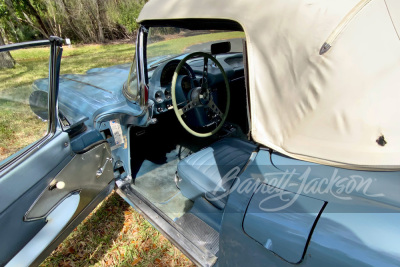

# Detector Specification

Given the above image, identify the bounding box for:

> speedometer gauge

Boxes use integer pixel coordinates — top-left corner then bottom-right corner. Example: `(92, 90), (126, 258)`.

(181, 76), (192, 91)
(160, 61), (193, 87)
(155, 91), (164, 103)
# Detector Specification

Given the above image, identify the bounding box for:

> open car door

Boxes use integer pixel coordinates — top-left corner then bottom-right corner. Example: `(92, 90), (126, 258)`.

(0, 37), (114, 266)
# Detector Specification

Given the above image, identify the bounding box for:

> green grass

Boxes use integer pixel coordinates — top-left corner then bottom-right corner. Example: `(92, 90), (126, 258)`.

(40, 192), (195, 267)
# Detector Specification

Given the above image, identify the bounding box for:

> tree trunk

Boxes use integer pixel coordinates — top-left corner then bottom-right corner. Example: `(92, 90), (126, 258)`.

(22, 12), (49, 38)
(95, 0), (105, 43)
(23, 0), (50, 37)
(60, 0), (88, 42)
(0, 31), (15, 69)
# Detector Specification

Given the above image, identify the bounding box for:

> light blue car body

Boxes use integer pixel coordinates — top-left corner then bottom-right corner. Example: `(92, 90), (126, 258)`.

(1, 26), (399, 266)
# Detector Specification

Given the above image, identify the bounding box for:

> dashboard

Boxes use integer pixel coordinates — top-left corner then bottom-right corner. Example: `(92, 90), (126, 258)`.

(148, 53), (244, 115)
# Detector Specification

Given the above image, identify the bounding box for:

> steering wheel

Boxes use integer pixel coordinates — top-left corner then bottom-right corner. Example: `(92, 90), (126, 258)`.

(171, 52), (230, 137)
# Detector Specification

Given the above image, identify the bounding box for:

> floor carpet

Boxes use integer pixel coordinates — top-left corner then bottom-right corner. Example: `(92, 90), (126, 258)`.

(132, 146), (193, 219)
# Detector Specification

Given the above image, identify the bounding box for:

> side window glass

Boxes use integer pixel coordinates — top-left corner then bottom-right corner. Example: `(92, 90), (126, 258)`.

(0, 45), (50, 164)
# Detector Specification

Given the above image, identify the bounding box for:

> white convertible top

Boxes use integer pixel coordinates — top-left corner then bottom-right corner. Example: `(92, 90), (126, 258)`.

(138, 0), (400, 169)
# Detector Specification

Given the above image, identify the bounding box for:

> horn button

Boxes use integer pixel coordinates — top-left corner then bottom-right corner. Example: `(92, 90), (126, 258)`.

(190, 87), (211, 106)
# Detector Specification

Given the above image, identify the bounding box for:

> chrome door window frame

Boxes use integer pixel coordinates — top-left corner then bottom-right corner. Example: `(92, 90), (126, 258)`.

(0, 37), (63, 175)
(136, 25), (149, 109)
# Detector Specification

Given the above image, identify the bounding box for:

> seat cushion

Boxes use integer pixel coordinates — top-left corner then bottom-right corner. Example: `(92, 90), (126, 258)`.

(177, 138), (257, 208)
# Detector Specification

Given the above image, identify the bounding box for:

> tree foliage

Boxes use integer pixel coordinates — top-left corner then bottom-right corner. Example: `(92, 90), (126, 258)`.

(0, 0), (147, 43)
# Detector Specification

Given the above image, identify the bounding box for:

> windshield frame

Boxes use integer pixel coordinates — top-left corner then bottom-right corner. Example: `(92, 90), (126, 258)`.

(123, 26), (149, 108)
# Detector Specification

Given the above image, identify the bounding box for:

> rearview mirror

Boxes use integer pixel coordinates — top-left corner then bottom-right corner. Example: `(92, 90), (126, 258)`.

(211, 41), (231, 55)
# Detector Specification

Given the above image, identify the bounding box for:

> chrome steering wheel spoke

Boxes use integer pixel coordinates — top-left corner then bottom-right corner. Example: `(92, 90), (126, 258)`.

(207, 98), (224, 118)
(201, 57), (209, 90)
(178, 100), (196, 116)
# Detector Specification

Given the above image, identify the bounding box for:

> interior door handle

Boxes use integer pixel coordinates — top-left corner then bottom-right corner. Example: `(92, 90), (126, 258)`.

(96, 158), (112, 178)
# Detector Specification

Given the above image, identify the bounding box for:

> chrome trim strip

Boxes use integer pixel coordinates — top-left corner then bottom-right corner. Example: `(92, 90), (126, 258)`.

(137, 26), (149, 108)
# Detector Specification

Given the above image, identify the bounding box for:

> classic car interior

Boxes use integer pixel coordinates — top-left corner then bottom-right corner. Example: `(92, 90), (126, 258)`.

(125, 24), (256, 264)
(118, 20), (400, 267)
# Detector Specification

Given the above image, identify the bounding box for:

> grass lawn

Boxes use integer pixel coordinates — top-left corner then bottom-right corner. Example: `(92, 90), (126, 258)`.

(1, 30), (244, 266)
(40, 192), (195, 267)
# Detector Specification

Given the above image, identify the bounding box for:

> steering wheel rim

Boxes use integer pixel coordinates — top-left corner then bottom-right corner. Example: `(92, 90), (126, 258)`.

(171, 52), (230, 137)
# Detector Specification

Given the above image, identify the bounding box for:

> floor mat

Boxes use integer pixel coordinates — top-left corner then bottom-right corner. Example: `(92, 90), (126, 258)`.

(134, 159), (180, 203)
(135, 145), (192, 178)
(155, 192), (193, 220)
(132, 146), (194, 219)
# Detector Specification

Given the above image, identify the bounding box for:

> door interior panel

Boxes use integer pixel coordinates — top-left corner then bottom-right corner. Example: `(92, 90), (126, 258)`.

(0, 139), (114, 266)
(25, 142), (113, 220)
(0, 132), (72, 266)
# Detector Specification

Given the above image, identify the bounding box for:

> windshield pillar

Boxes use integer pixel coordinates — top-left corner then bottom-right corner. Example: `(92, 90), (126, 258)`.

(137, 26), (149, 108)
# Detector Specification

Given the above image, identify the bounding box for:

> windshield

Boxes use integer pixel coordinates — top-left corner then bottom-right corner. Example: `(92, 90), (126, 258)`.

(124, 27), (245, 103)
(147, 27), (245, 64)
